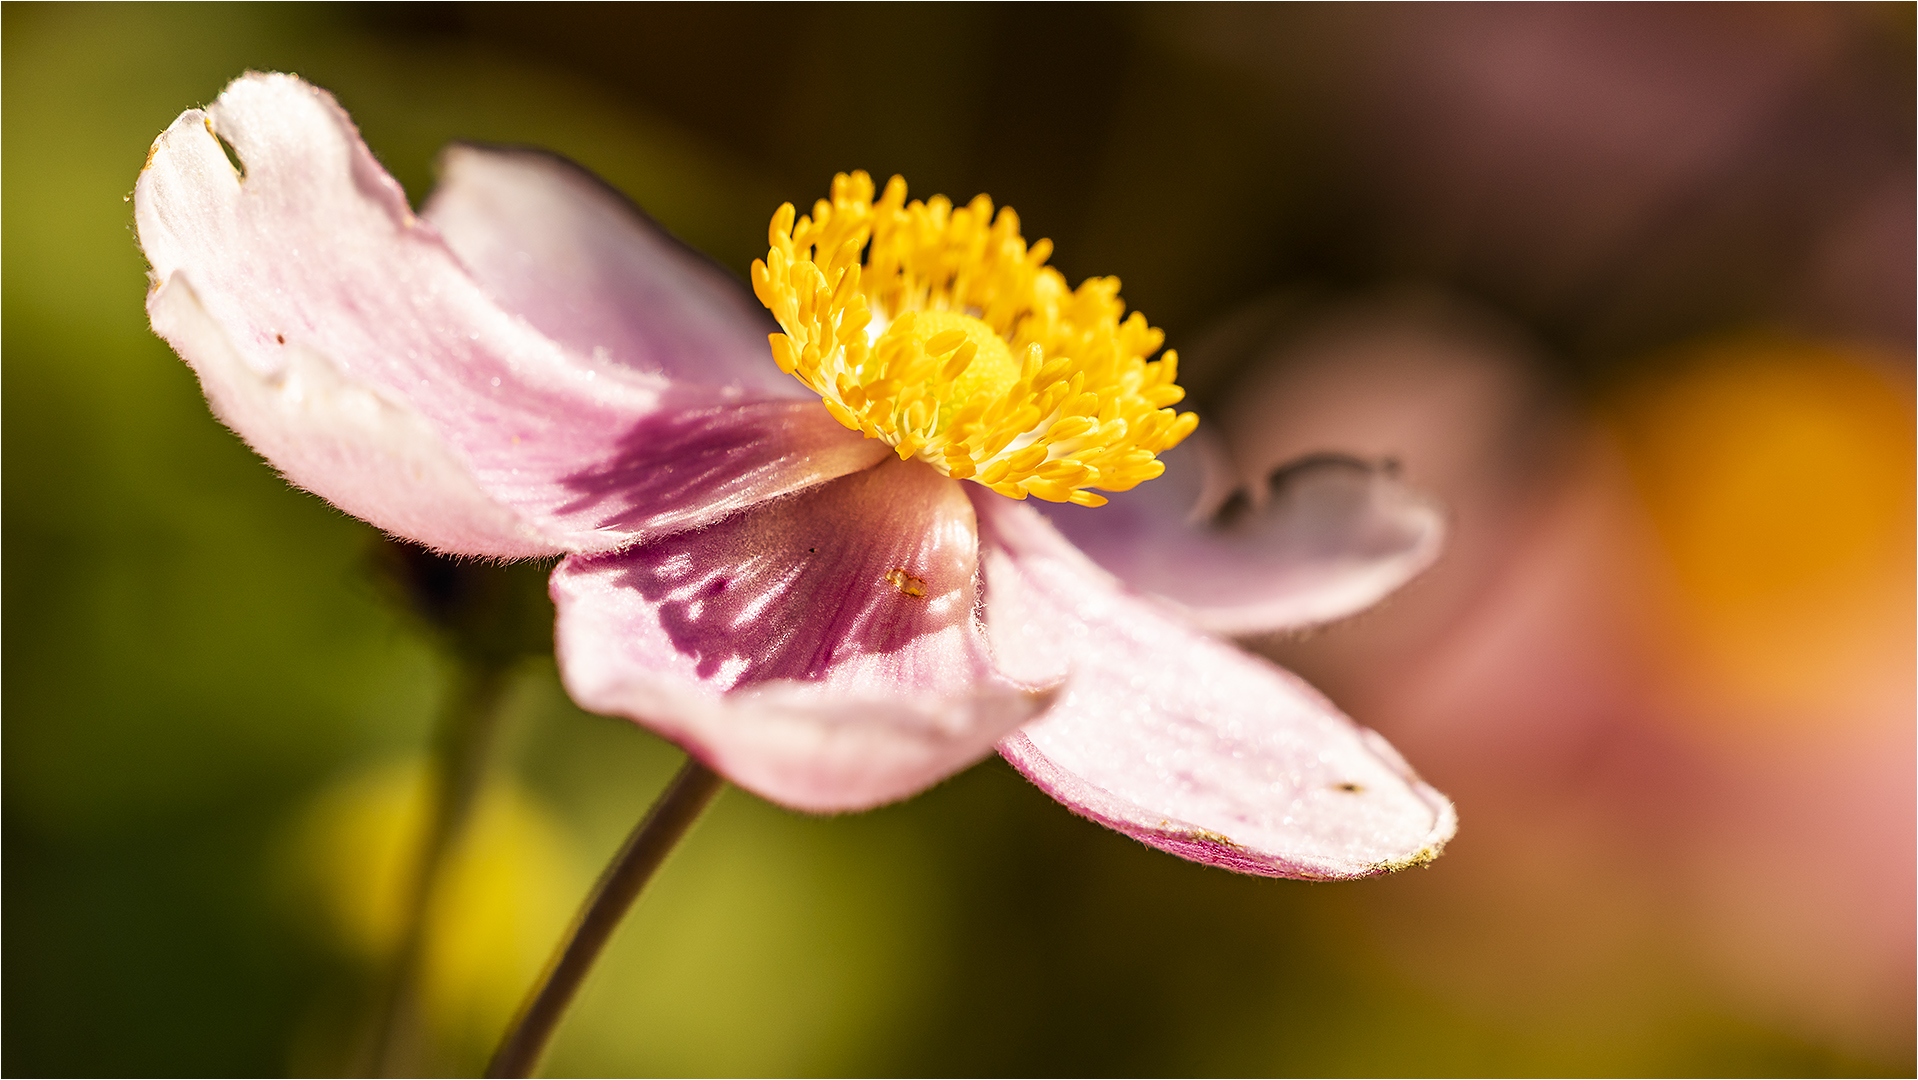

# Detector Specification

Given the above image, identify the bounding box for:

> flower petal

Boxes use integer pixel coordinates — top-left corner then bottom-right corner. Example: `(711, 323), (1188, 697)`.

(422, 143), (805, 399)
(147, 275), (544, 553)
(553, 458), (1055, 812)
(975, 492), (1456, 879)
(1039, 429), (1445, 635)
(540, 398), (891, 543)
(135, 73), (880, 557)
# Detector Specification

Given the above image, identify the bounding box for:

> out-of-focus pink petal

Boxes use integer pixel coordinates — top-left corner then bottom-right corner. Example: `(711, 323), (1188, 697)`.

(422, 144), (805, 400)
(554, 458), (1055, 812)
(1039, 429), (1445, 635)
(976, 492), (1456, 879)
(135, 73), (881, 557)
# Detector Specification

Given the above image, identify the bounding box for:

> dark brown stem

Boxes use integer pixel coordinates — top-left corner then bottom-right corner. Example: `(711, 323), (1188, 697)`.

(366, 663), (511, 1077)
(484, 757), (724, 1079)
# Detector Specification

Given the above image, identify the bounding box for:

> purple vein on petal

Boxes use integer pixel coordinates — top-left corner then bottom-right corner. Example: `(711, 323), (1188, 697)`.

(582, 458), (979, 686)
(553, 457), (1054, 812)
(544, 396), (887, 544)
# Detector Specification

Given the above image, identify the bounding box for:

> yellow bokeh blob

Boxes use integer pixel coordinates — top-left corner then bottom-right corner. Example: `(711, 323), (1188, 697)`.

(290, 758), (580, 1062)
(1606, 335), (1915, 725)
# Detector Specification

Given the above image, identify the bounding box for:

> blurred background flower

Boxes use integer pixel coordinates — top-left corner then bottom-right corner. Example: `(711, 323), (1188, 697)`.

(4, 3), (1909, 1075)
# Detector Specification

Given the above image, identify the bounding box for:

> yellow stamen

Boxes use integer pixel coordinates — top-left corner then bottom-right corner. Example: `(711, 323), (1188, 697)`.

(750, 171), (1199, 506)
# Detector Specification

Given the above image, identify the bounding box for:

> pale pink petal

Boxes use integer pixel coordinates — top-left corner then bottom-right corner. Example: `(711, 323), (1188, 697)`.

(554, 458), (1056, 812)
(423, 144), (805, 399)
(135, 73), (881, 557)
(147, 276), (543, 553)
(976, 492), (1456, 879)
(1039, 429), (1445, 635)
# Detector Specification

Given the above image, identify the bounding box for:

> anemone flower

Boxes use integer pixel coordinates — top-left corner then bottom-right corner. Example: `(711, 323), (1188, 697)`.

(135, 72), (1454, 881)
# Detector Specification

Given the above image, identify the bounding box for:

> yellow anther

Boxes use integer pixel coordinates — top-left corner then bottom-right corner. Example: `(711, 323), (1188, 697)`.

(939, 343), (977, 383)
(750, 171), (1197, 504)
(1007, 444), (1050, 473)
(924, 329), (969, 355)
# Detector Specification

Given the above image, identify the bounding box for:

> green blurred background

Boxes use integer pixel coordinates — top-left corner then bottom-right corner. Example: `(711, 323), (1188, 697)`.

(5, 4), (1913, 1076)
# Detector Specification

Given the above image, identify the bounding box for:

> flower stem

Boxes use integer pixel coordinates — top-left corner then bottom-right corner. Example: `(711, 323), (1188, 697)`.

(485, 757), (724, 1079)
(367, 662), (511, 1077)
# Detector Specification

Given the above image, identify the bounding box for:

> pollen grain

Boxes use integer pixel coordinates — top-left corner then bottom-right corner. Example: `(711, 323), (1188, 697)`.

(884, 568), (929, 598)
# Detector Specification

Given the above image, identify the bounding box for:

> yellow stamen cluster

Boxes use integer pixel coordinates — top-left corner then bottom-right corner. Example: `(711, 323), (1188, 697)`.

(750, 171), (1198, 507)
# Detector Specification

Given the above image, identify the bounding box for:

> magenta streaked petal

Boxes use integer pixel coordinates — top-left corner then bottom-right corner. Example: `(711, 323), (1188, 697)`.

(135, 73), (875, 557)
(1039, 430), (1445, 635)
(976, 492), (1456, 880)
(554, 458), (1055, 812)
(542, 397), (889, 542)
(423, 144), (805, 399)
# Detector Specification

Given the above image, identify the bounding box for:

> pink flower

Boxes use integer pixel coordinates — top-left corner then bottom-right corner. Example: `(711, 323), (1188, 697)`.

(135, 73), (1455, 879)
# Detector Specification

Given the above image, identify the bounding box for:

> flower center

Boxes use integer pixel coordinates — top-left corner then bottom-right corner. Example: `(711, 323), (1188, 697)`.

(881, 309), (1021, 412)
(751, 171), (1198, 507)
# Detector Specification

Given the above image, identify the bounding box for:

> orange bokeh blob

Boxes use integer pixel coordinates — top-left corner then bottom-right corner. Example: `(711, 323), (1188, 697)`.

(1606, 337), (1915, 727)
